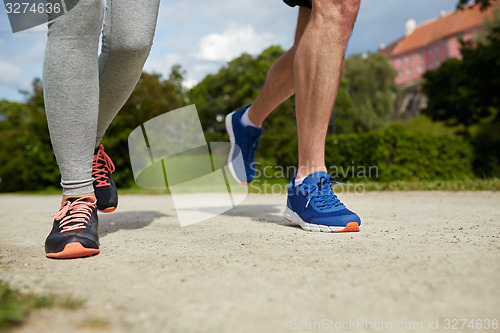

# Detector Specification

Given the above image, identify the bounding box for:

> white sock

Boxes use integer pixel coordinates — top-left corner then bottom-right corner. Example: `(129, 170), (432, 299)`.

(294, 176), (306, 187)
(240, 107), (260, 128)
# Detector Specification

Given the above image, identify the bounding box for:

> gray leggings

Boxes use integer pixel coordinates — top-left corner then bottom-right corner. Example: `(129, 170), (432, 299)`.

(43, 0), (159, 195)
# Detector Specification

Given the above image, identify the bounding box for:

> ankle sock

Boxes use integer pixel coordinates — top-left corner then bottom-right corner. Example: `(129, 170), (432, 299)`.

(240, 107), (260, 128)
(294, 176), (306, 187)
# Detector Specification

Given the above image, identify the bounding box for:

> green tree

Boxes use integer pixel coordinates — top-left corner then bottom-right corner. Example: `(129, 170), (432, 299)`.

(189, 46), (397, 167)
(0, 67), (188, 192)
(332, 77), (355, 134)
(101, 69), (188, 187)
(457, 0), (492, 10)
(189, 46), (286, 136)
(339, 53), (398, 133)
(189, 45), (298, 166)
(0, 100), (30, 131)
(422, 12), (500, 136)
(0, 79), (59, 192)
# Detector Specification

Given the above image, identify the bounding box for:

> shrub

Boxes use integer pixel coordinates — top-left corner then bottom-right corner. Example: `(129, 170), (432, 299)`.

(258, 127), (475, 182)
(324, 127), (474, 182)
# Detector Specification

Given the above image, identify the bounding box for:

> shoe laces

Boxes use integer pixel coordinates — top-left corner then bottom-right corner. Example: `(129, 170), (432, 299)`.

(301, 178), (345, 211)
(92, 144), (115, 187)
(242, 129), (262, 163)
(52, 197), (95, 233)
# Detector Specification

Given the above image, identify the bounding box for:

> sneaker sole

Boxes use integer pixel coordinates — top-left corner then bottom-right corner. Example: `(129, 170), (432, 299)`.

(225, 111), (249, 186)
(284, 207), (360, 233)
(98, 206), (116, 213)
(45, 242), (100, 259)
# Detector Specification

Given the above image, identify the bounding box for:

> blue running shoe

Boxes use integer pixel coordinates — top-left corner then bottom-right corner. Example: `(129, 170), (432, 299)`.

(284, 171), (361, 232)
(225, 105), (263, 185)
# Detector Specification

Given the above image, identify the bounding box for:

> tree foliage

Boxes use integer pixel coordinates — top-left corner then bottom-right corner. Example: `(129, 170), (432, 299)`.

(0, 79), (58, 191)
(101, 70), (188, 187)
(0, 69), (187, 192)
(457, 0), (492, 10)
(189, 46), (299, 167)
(339, 53), (398, 133)
(189, 46), (287, 135)
(422, 12), (500, 134)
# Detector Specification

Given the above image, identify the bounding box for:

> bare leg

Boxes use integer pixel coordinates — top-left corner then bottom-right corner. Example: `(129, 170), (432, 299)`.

(247, 7), (311, 126)
(294, 0), (360, 178)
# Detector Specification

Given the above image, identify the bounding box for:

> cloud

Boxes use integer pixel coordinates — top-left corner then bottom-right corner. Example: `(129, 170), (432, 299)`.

(1, 0), (460, 101)
(0, 59), (22, 86)
(196, 24), (273, 62)
(0, 33), (45, 100)
(144, 53), (183, 78)
(158, 1), (193, 27)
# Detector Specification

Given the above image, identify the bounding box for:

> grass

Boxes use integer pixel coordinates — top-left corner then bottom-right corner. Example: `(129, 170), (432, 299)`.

(3, 178), (499, 197)
(352, 178), (500, 191)
(0, 280), (85, 331)
(116, 177), (500, 194)
(247, 178), (500, 194)
(75, 316), (110, 330)
(391, 115), (461, 135)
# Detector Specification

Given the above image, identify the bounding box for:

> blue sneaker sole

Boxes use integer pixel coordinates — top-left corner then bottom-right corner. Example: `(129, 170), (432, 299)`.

(225, 111), (249, 186)
(284, 207), (360, 233)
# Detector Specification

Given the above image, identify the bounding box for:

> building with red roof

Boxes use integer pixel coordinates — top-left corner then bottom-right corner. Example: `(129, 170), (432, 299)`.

(379, 2), (496, 118)
(380, 3), (495, 86)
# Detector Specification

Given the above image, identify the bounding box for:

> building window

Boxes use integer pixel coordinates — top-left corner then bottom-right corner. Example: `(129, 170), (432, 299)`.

(428, 48), (433, 56)
(407, 68), (412, 76)
(435, 45), (440, 53)
(418, 65), (424, 73)
(406, 55), (411, 63)
(418, 52), (423, 59)
(398, 58), (402, 65)
(435, 60), (440, 68)
(399, 71), (404, 77)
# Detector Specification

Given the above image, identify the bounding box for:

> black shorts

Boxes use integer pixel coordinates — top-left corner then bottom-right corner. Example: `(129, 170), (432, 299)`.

(283, 0), (312, 9)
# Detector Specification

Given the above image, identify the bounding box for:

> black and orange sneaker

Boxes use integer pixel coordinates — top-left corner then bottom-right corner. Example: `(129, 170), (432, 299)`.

(92, 144), (118, 213)
(45, 196), (100, 259)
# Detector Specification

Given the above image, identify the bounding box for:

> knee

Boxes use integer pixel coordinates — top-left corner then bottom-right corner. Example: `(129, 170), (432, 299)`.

(105, 33), (154, 59)
(113, 38), (154, 58)
(47, 0), (104, 41)
(311, 0), (360, 26)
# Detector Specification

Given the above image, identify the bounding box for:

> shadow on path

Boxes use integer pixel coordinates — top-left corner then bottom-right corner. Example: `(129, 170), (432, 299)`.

(98, 210), (169, 237)
(222, 204), (300, 231)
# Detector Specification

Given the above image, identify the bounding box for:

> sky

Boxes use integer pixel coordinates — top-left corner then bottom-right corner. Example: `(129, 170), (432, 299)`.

(0, 0), (460, 102)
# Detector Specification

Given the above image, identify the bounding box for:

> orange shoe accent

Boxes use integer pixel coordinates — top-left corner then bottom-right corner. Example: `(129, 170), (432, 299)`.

(98, 206), (116, 213)
(45, 242), (99, 259)
(333, 222), (360, 233)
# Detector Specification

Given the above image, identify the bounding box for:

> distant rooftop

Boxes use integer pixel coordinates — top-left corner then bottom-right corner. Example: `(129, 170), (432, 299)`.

(382, 2), (496, 57)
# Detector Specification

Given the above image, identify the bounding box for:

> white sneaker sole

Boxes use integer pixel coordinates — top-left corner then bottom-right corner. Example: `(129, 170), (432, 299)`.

(284, 207), (360, 233)
(225, 111), (248, 185)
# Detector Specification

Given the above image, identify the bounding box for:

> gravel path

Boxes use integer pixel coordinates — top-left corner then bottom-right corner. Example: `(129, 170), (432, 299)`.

(1, 192), (499, 333)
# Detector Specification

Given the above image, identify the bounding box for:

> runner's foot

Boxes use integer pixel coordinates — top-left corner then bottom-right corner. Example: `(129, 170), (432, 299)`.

(93, 144), (118, 212)
(45, 196), (99, 259)
(284, 171), (361, 232)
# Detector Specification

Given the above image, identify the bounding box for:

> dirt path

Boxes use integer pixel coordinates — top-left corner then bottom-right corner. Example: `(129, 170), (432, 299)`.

(1, 192), (499, 332)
